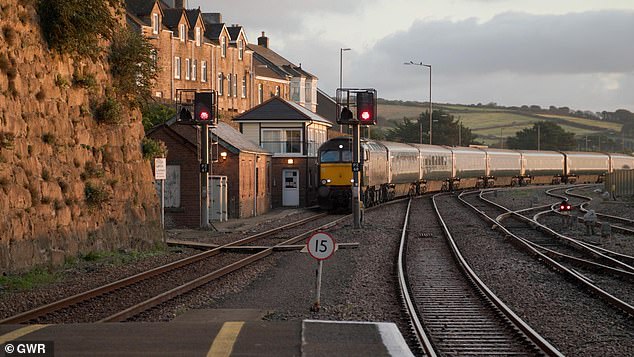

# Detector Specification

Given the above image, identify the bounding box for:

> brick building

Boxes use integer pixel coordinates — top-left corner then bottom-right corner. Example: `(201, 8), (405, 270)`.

(147, 121), (271, 227)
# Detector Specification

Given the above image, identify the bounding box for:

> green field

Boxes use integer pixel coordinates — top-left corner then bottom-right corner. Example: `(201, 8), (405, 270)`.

(377, 102), (625, 148)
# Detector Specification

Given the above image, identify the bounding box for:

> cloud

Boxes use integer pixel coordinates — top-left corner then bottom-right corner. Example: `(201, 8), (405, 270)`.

(337, 10), (634, 110)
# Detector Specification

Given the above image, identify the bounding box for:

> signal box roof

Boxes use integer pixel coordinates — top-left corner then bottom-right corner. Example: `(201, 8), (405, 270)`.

(233, 97), (332, 126)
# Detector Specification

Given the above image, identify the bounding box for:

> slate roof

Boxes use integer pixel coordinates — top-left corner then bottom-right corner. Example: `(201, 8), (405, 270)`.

(253, 55), (289, 81)
(248, 44), (317, 80)
(212, 122), (270, 155)
(226, 26), (242, 42)
(126, 0), (157, 17)
(161, 8), (184, 30)
(316, 88), (337, 125)
(185, 9), (200, 27)
(148, 119), (270, 155)
(204, 23), (225, 43)
(233, 97), (332, 126)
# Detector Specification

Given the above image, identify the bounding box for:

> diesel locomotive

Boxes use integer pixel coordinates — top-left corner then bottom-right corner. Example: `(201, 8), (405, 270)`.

(317, 137), (634, 210)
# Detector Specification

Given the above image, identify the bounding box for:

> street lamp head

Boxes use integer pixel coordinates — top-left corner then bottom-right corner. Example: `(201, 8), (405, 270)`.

(341, 48), (351, 52)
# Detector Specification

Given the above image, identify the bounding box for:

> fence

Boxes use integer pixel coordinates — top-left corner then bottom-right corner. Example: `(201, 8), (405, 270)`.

(604, 170), (634, 197)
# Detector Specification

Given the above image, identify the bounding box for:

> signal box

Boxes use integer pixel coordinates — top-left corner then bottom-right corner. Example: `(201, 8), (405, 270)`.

(175, 89), (218, 126)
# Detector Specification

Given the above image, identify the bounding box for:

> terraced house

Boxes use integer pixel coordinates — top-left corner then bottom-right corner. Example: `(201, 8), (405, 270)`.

(125, 0), (260, 116)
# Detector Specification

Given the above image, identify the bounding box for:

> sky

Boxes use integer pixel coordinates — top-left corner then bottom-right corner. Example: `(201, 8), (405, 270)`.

(188, 0), (634, 112)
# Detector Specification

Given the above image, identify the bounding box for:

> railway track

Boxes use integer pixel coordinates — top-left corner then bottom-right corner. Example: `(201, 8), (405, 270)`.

(561, 186), (634, 235)
(397, 195), (561, 356)
(460, 189), (634, 317)
(0, 213), (345, 324)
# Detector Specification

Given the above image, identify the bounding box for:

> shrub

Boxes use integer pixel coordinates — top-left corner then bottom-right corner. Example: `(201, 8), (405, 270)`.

(84, 182), (109, 207)
(94, 96), (122, 124)
(35, 90), (46, 101)
(72, 72), (97, 89)
(0, 53), (9, 72)
(141, 137), (166, 161)
(37, 0), (117, 58)
(2, 25), (16, 45)
(41, 132), (55, 145)
(0, 131), (15, 149)
(41, 168), (50, 181)
(54, 74), (69, 88)
(81, 162), (104, 180)
(142, 102), (175, 131)
(109, 28), (158, 106)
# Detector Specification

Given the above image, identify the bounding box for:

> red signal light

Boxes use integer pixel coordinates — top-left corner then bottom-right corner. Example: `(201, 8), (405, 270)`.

(200, 111), (209, 120)
(560, 205), (565, 211)
(360, 111), (370, 121)
(566, 205), (571, 210)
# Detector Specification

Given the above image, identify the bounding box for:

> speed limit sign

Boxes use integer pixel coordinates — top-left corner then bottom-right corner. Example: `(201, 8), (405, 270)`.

(307, 232), (336, 260)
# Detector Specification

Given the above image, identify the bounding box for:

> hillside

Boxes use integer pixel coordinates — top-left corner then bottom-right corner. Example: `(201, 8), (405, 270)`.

(378, 101), (629, 149)
(0, 1), (162, 272)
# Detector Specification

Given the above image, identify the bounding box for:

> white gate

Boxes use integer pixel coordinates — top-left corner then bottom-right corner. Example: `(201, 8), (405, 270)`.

(209, 175), (228, 222)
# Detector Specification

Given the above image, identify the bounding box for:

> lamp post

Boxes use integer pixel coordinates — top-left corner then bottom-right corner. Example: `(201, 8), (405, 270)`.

(404, 61), (432, 144)
(339, 48), (351, 133)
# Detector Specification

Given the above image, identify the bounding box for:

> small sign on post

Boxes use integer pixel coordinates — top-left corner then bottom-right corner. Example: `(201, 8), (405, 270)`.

(155, 158), (167, 231)
(305, 232), (336, 312)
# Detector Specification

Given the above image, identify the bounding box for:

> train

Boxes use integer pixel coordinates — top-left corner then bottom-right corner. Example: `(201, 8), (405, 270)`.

(317, 137), (634, 210)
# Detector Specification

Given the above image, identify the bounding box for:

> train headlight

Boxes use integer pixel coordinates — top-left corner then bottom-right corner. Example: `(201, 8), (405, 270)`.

(321, 179), (331, 185)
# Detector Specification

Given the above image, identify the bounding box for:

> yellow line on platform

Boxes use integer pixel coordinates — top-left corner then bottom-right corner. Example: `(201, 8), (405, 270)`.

(207, 321), (245, 357)
(0, 325), (49, 344)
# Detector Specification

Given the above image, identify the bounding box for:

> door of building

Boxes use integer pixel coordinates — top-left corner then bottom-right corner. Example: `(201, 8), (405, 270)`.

(282, 169), (299, 206)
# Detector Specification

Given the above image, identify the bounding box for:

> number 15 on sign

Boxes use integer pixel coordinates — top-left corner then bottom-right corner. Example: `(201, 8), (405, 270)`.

(306, 232), (336, 312)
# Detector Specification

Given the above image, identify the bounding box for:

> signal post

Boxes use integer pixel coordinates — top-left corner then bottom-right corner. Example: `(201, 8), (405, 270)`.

(336, 88), (377, 229)
(176, 89), (218, 229)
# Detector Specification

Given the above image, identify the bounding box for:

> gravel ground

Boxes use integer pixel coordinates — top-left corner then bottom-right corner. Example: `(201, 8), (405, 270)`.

(135, 201), (410, 333)
(435, 192), (634, 356)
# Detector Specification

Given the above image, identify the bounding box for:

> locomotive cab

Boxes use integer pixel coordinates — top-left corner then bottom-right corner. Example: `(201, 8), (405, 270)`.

(317, 138), (354, 210)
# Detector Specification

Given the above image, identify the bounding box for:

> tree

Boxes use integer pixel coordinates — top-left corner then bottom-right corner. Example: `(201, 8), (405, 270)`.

(506, 121), (576, 150)
(385, 110), (477, 146)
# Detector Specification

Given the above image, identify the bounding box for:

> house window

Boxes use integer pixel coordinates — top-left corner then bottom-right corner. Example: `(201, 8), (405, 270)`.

(174, 57), (181, 79)
(261, 129), (302, 154)
(192, 60), (197, 81)
(217, 73), (224, 95)
(195, 27), (201, 46)
(227, 74), (232, 97)
(221, 36), (227, 57)
(152, 13), (159, 34)
(179, 24), (185, 41)
(275, 86), (280, 97)
(305, 82), (312, 103)
(233, 74), (238, 97)
(258, 84), (263, 104)
(185, 58), (190, 80)
(238, 40), (244, 60)
(201, 61), (207, 82)
(241, 75), (247, 98)
(291, 84), (300, 101)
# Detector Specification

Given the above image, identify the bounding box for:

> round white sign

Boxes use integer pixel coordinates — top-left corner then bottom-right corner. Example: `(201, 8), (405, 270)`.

(307, 232), (336, 260)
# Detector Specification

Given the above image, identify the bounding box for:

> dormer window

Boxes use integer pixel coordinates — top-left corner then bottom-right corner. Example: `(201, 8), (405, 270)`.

(195, 27), (201, 46)
(238, 40), (244, 60)
(221, 36), (227, 58)
(179, 24), (185, 41)
(152, 13), (159, 34)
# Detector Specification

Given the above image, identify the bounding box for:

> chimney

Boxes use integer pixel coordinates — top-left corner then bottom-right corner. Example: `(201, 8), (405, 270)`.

(175, 0), (187, 9)
(258, 31), (269, 48)
(202, 13), (222, 24)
